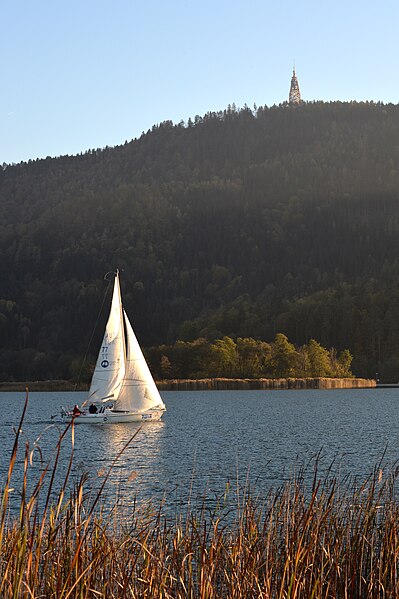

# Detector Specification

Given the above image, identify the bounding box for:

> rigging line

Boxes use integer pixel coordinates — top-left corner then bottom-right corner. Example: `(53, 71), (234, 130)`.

(73, 277), (113, 393)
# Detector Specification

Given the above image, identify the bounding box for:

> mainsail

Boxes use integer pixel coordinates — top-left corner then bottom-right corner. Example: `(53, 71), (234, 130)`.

(113, 310), (166, 412)
(88, 274), (126, 402)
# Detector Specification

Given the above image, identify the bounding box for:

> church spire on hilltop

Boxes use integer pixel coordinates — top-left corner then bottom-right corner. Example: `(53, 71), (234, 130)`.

(289, 66), (301, 105)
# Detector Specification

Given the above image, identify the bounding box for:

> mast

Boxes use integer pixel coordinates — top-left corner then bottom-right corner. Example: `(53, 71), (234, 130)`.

(115, 269), (127, 365)
(289, 66), (301, 105)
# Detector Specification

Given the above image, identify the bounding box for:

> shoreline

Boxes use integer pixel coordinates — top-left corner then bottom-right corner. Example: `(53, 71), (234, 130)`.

(156, 377), (376, 390)
(0, 377), (376, 392)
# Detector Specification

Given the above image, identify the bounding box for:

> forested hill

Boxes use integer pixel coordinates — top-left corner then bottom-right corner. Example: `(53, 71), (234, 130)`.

(1, 100), (399, 381)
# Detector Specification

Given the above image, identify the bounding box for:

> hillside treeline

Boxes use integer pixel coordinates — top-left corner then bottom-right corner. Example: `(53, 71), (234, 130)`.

(146, 334), (353, 380)
(1, 100), (399, 380)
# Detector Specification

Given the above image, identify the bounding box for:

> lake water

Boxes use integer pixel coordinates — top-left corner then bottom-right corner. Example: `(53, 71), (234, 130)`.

(1, 387), (399, 516)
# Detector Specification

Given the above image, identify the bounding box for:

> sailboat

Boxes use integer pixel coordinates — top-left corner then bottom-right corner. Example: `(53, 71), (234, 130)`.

(61, 271), (166, 423)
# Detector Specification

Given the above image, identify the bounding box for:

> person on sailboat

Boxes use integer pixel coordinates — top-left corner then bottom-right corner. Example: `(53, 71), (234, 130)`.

(89, 403), (98, 414)
(73, 404), (82, 416)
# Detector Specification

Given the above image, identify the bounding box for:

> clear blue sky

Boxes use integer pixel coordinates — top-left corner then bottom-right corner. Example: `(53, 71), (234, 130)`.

(1, 0), (398, 165)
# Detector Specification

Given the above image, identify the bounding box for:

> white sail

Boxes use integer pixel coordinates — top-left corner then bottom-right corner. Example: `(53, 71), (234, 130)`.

(88, 273), (126, 402)
(113, 310), (165, 412)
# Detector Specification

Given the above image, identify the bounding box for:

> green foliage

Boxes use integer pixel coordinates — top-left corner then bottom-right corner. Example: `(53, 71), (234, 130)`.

(147, 334), (353, 379)
(269, 333), (298, 377)
(306, 339), (332, 377)
(236, 337), (271, 377)
(210, 336), (238, 377)
(1, 101), (399, 379)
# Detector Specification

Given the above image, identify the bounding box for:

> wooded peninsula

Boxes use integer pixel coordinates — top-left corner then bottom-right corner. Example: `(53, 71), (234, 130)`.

(1, 100), (399, 382)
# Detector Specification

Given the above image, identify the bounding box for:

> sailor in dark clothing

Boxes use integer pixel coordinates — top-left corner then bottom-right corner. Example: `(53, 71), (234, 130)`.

(89, 403), (98, 414)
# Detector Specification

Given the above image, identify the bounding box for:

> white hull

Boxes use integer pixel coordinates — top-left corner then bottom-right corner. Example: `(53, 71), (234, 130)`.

(61, 407), (165, 424)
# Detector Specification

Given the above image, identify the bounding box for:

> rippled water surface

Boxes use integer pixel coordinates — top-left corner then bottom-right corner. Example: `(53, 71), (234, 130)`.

(1, 388), (399, 513)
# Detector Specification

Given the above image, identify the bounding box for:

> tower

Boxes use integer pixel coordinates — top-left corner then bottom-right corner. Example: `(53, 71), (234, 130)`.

(289, 67), (301, 105)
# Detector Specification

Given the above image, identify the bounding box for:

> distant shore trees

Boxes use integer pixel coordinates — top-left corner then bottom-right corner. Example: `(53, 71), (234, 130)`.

(146, 334), (353, 380)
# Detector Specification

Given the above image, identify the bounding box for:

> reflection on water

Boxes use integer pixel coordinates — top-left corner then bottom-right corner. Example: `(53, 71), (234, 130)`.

(1, 388), (399, 517)
(78, 419), (167, 509)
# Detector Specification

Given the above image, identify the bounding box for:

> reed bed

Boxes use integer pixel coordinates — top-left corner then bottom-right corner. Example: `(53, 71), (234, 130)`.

(1, 392), (399, 598)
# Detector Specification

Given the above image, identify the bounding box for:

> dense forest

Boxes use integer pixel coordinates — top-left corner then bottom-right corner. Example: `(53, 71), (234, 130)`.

(1, 100), (399, 382)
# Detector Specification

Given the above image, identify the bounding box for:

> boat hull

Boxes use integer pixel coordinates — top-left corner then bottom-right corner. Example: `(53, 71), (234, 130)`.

(61, 408), (165, 424)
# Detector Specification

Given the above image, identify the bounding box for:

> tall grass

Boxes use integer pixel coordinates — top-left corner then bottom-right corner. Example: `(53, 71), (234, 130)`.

(1, 391), (399, 598)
